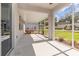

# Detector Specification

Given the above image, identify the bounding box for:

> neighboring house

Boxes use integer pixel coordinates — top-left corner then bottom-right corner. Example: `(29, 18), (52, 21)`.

(55, 11), (79, 30)
(55, 21), (71, 30)
(55, 20), (79, 30)
(74, 23), (79, 30)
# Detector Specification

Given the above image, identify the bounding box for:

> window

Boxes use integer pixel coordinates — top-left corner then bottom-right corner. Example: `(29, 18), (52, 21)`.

(1, 3), (12, 56)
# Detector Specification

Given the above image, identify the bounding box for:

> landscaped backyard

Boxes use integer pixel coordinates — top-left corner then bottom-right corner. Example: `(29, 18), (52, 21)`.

(55, 30), (79, 43)
(41, 29), (79, 43)
(40, 27), (79, 48)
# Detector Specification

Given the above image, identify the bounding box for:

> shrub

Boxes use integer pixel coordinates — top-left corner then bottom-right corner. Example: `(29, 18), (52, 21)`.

(59, 37), (64, 42)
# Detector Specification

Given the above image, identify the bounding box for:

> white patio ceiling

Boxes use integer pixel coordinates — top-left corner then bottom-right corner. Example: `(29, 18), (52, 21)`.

(18, 3), (70, 23)
(19, 9), (48, 23)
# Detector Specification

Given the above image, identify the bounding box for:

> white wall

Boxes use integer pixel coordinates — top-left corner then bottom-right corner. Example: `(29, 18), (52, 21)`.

(12, 3), (19, 48)
(12, 3), (24, 49)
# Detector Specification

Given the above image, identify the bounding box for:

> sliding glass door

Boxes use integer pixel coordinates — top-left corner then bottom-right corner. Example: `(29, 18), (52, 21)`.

(1, 3), (12, 56)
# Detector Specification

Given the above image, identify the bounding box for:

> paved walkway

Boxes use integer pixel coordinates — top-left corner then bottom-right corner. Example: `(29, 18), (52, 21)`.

(9, 34), (79, 56)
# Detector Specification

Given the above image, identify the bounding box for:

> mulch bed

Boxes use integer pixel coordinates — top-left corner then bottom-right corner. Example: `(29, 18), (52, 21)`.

(55, 37), (79, 49)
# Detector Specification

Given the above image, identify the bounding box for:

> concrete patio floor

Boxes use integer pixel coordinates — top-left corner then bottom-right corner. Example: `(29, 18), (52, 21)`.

(9, 34), (79, 56)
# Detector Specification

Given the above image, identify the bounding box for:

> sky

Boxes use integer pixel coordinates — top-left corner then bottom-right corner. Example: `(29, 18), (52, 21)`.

(55, 4), (79, 21)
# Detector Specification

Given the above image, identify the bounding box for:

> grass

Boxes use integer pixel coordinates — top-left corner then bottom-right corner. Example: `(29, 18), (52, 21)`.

(55, 30), (79, 43)
(40, 29), (48, 37)
(44, 29), (48, 37)
(40, 29), (79, 43)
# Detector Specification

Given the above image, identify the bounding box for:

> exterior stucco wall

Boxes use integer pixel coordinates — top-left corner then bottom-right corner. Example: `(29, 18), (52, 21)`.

(12, 3), (25, 49)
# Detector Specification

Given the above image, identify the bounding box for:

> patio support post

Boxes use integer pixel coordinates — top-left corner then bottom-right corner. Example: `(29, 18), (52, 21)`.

(48, 11), (53, 40)
(0, 3), (1, 56)
(23, 24), (26, 33)
(39, 23), (40, 34)
(52, 15), (55, 40)
(38, 23), (40, 34)
(72, 4), (75, 48)
(39, 22), (40, 34)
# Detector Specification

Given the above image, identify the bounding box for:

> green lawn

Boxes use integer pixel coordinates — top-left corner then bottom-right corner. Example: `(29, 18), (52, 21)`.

(44, 29), (48, 37)
(40, 29), (79, 43)
(39, 29), (48, 37)
(55, 30), (79, 43)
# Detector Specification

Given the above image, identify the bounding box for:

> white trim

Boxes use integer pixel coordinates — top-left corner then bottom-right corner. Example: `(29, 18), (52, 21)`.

(12, 3), (15, 49)
(0, 3), (1, 56)
(72, 4), (75, 48)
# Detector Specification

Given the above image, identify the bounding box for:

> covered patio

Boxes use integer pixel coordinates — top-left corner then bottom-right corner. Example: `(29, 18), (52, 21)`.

(1, 3), (79, 56)
(9, 34), (79, 56)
